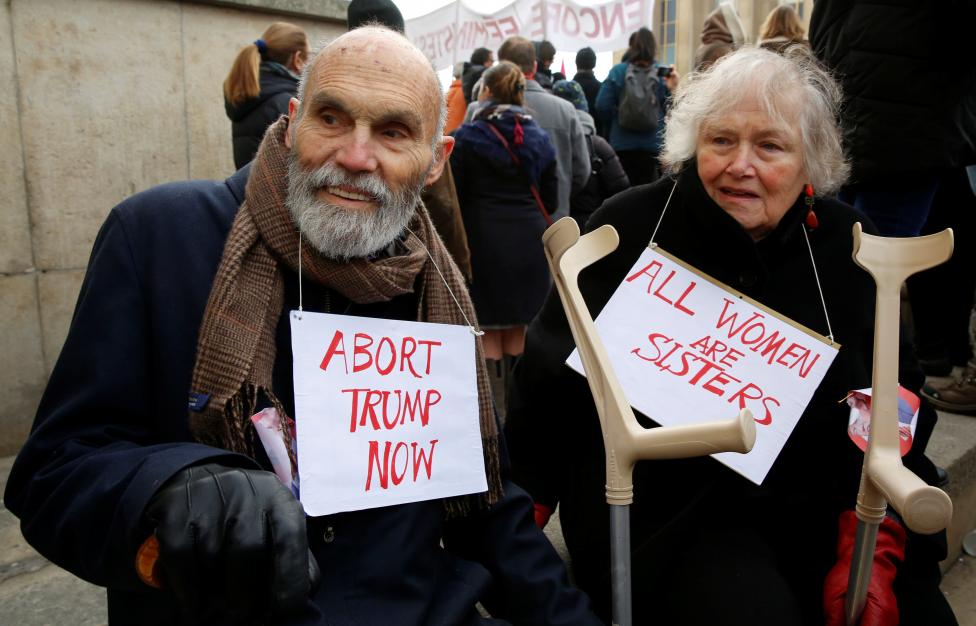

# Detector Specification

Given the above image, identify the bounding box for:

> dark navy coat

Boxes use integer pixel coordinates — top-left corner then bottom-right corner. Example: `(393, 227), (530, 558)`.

(4, 166), (599, 626)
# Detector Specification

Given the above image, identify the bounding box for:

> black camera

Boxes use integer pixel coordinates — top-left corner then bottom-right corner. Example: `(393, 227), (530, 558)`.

(657, 66), (673, 78)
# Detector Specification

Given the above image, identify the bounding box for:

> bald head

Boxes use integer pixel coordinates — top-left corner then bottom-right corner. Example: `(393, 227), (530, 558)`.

(297, 27), (444, 141)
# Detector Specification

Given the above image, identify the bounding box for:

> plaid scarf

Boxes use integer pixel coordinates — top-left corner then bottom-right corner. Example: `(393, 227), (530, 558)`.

(188, 118), (502, 513)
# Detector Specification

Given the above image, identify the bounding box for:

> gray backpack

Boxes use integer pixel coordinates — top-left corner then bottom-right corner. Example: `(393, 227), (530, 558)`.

(617, 64), (661, 132)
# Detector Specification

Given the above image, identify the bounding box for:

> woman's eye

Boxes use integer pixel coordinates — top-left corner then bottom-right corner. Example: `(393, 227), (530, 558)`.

(712, 136), (731, 146)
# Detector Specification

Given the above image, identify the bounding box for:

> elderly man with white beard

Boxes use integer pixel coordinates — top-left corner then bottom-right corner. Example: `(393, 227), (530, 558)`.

(4, 26), (600, 626)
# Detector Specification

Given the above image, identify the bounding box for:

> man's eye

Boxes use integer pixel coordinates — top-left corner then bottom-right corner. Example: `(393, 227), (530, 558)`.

(322, 113), (339, 125)
(382, 127), (408, 140)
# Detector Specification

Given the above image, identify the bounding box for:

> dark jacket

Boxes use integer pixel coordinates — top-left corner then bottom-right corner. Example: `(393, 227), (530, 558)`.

(451, 105), (558, 326)
(461, 64), (488, 104)
(504, 167), (948, 623)
(810, 0), (976, 180)
(571, 71), (602, 123)
(4, 166), (600, 625)
(595, 62), (671, 154)
(225, 62), (298, 169)
(570, 128), (630, 229)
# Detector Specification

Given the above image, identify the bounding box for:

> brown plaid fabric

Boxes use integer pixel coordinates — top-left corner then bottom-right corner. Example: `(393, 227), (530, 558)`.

(188, 118), (502, 512)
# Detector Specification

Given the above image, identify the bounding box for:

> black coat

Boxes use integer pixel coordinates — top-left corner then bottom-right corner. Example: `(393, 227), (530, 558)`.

(505, 167), (949, 624)
(570, 132), (629, 229)
(810, 0), (976, 180)
(451, 105), (558, 326)
(461, 64), (488, 104)
(225, 62), (298, 169)
(4, 166), (600, 625)
(571, 71), (602, 122)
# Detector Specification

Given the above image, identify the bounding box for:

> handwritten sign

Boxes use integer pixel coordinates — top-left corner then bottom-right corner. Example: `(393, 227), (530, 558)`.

(407, 0), (652, 71)
(290, 311), (487, 516)
(567, 247), (838, 484)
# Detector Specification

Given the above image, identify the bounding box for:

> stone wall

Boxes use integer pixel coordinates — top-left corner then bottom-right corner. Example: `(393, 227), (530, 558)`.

(0, 0), (345, 455)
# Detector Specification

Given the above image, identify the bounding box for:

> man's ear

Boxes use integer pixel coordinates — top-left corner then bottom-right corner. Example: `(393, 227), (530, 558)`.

(285, 97), (300, 149)
(424, 136), (456, 187)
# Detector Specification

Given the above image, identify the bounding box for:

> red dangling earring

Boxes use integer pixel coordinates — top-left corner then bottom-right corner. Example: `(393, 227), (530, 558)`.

(804, 184), (819, 230)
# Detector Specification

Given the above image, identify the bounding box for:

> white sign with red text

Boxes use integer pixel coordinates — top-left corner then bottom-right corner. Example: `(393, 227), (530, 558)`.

(290, 311), (487, 516)
(567, 247), (839, 484)
(407, 0), (653, 71)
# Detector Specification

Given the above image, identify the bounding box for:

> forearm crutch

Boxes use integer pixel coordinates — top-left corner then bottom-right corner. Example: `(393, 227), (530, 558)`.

(846, 223), (954, 625)
(542, 218), (757, 626)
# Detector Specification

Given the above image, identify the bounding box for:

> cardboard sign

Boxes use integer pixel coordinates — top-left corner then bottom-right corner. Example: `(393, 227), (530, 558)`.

(407, 0), (652, 71)
(567, 246), (839, 484)
(290, 311), (487, 516)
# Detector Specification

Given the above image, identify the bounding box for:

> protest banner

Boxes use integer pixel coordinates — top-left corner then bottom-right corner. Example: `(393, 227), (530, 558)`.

(290, 311), (487, 516)
(406, 0), (653, 71)
(567, 246), (839, 484)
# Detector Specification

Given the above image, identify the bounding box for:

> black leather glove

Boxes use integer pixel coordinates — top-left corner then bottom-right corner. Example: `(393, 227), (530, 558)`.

(145, 463), (319, 621)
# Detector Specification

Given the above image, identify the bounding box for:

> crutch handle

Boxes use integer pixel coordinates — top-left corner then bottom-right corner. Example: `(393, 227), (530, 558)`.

(865, 456), (953, 535)
(627, 408), (756, 461)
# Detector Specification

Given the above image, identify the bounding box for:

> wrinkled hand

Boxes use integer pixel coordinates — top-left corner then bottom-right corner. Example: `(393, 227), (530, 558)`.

(144, 463), (319, 621)
(824, 510), (905, 626)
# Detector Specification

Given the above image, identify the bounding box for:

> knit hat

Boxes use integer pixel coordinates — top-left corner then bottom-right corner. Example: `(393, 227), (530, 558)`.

(552, 80), (588, 112)
(575, 47), (597, 70)
(347, 0), (405, 33)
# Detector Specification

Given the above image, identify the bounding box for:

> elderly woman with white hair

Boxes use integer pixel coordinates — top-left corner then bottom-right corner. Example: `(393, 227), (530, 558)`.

(505, 47), (956, 625)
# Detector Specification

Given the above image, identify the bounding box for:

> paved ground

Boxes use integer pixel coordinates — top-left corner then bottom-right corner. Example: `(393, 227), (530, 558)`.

(1, 450), (974, 625)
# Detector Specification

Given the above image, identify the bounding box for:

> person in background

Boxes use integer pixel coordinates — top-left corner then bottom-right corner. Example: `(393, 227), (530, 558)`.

(692, 1), (745, 71)
(533, 40), (557, 91)
(462, 47), (494, 103)
(224, 22), (308, 169)
(464, 36), (590, 221)
(445, 61), (467, 135)
(552, 79), (630, 229)
(451, 61), (559, 408)
(810, 0), (976, 237)
(572, 47), (602, 126)
(506, 46), (955, 626)
(758, 5), (809, 54)
(596, 28), (678, 186)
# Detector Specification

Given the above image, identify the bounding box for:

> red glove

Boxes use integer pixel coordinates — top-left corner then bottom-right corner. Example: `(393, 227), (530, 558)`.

(533, 503), (553, 529)
(824, 510), (906, 626)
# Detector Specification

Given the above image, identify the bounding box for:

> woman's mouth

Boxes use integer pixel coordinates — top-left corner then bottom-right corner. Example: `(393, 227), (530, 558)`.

(720, 187), (759, 199)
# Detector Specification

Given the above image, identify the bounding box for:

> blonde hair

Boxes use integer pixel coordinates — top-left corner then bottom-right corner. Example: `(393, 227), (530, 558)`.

(482, 61), (526, 106)
(223, 22), (308, 106)
(760, 6), (805, 42)
(661, 46), (849, 194)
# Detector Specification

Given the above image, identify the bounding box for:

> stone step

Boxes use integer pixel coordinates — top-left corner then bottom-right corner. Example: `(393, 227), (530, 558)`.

(926, 410), (976, 572)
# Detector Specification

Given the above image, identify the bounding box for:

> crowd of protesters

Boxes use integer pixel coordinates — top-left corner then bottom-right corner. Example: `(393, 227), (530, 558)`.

(4, 0), (976, 623)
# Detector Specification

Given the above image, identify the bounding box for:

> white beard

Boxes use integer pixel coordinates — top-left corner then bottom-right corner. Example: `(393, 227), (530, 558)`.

(285, 155), (428, 260)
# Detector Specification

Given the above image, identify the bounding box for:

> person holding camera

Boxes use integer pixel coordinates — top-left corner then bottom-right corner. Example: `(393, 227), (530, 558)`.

(595, 27), (679, 186)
